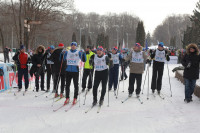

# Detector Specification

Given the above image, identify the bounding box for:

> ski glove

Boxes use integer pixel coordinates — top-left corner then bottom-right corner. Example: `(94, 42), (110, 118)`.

(107, 53), (111, 58)
(166, 55), (170, 61)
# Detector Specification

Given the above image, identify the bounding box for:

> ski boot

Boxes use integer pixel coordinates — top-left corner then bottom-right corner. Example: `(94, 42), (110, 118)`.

(92, 100), (97, 106)
(72, 98), (77, 105)
(99, 99), (104, 106)
(64, 98), (70, 105)
(60, 93), (64, 98)
(54, 93), (59, 98)
(136, 94), (140, 98)
(82, 88), (85, 92)
(128, 93), (132, 97)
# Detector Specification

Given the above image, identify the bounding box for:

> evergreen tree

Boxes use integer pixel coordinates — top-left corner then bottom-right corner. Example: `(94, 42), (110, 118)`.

(136, 21), (146, 46)
(81, 35), (86, 49)
(88, 36), (92, 46)
(72, 32), (76, 42)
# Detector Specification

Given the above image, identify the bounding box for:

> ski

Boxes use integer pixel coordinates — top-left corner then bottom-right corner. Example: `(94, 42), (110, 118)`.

(158, 94), (165, 100)
(14, 90), (22, 96)
(121, 97), (130, 103)
(35, 92), (47, 98)
(55, 97), (64, 102)
(64, 101), (79, 112)
(136, 96), (143, 104)
(152, 93), (156, 97)
(97, 105), (102, 113)
(85, 105), (95, 113)
(46, 93), (53, 98)
(23, 90), (27, 96)
(53, 104), (67, 112)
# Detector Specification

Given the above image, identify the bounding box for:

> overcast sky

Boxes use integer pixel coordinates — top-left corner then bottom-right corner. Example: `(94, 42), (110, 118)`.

(74, 0), (198, 34)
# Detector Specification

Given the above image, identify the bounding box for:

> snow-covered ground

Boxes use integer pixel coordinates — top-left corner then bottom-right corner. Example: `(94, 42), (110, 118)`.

(0, 58), (200, 133)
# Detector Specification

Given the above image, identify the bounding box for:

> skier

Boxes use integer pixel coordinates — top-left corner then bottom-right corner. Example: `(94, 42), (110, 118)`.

(31, 45), (46, 92)
(108, 46), (122, 91)
(82, 45), (95, 92)
(45, 45), (55, 92)
(3, 47), (10, 63)
(120, 48), (128, 81)
(12, 45), (31, 91)
(181, 43), (200, 103)
(150, 42), (170, 94)
(49, 43), (66, 98)
(63, 42), (86, 105)
(122, 43), (148, 97)
(91, 46), (113, 106)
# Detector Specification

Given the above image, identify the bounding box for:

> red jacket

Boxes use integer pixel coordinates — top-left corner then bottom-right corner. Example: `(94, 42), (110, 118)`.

(19, 52), (28, 69)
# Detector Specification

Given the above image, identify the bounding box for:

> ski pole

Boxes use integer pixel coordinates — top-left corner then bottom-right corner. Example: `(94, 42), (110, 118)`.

(166, 61), (172, 97)
(107, 69), (110, 107)
(147, 63), (150, 100)
(122, 64), (125, 93)
(142, 64), (149, 94)
(116, 69), (121, 98)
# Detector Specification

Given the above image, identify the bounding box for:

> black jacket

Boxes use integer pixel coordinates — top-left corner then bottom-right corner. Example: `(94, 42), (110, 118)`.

(49, 47), (66, 74)
(182, 53), (200, 79)
(30, 45), (46, 76)
(150, 49), (170, 66)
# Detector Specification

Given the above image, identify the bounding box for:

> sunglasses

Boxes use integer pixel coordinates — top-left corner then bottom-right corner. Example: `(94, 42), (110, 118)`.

(97, 48), (103, 51)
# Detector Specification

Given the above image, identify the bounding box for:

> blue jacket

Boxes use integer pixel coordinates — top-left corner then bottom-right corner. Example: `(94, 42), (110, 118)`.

(63, 49), (86, 72)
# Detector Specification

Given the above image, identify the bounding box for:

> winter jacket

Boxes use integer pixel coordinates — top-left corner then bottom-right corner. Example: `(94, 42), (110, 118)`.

(30, 45), (46, 76)
(84, 51), (95, 69)
(150, 49), (170, 66)
(13, 51), (31, 70)
(49, 47), (66, 75)
(181, 43), (200, 79)
(125, 49), (147, 74)
(90, 54), (113, 71)
(63, 49), (86, 72)
(3, 48), (10, 55)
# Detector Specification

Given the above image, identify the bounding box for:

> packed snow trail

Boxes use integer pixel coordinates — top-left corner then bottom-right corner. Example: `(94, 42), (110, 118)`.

(0, 64), (200, 133)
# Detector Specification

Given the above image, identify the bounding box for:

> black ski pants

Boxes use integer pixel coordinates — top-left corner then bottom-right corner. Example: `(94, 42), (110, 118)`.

(128, 73), (142, 95)
(93, 69), (108, 101)
(65, 72), (79, 99)
(82, 69), (94, 90)
(151, 61), (164, 91)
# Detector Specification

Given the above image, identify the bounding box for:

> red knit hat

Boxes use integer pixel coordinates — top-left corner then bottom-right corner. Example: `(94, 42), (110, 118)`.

(113, 46), (118, 51)
(58, 43), (64, 47)
(135, 43), (141, 47)
(97, 46), (104, 51)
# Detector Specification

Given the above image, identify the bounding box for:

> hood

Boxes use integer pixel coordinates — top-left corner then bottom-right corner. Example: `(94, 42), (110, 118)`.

(133, 46), (143, 52)
(186, 43), (199, 55)
(35, 45), (45, 54)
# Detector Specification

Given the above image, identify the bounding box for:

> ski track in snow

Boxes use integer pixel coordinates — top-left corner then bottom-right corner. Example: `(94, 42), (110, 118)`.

(0, 59), (200, 133)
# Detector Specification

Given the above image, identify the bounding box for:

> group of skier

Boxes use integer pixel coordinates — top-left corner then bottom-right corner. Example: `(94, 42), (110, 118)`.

(11, 41), (176, 107)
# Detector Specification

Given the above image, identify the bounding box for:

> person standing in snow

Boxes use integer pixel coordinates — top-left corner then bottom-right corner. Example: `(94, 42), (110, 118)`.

(108, 46), (122, 92)
(45, 45), (55, 92)
(49, 43), (66, 98)
(12, 45), (31, 91)
(81, 46), (95, 92)
(120, 48), (129, 81)
(3, 47), (11, 63)
(150, 42), (170, 94)
(31, 45), (46, 92)
(181, 43), (200, 103)
(63, 42), (86, 105)
(122, 43), (148, 97)
(91, 46), (113, 106)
